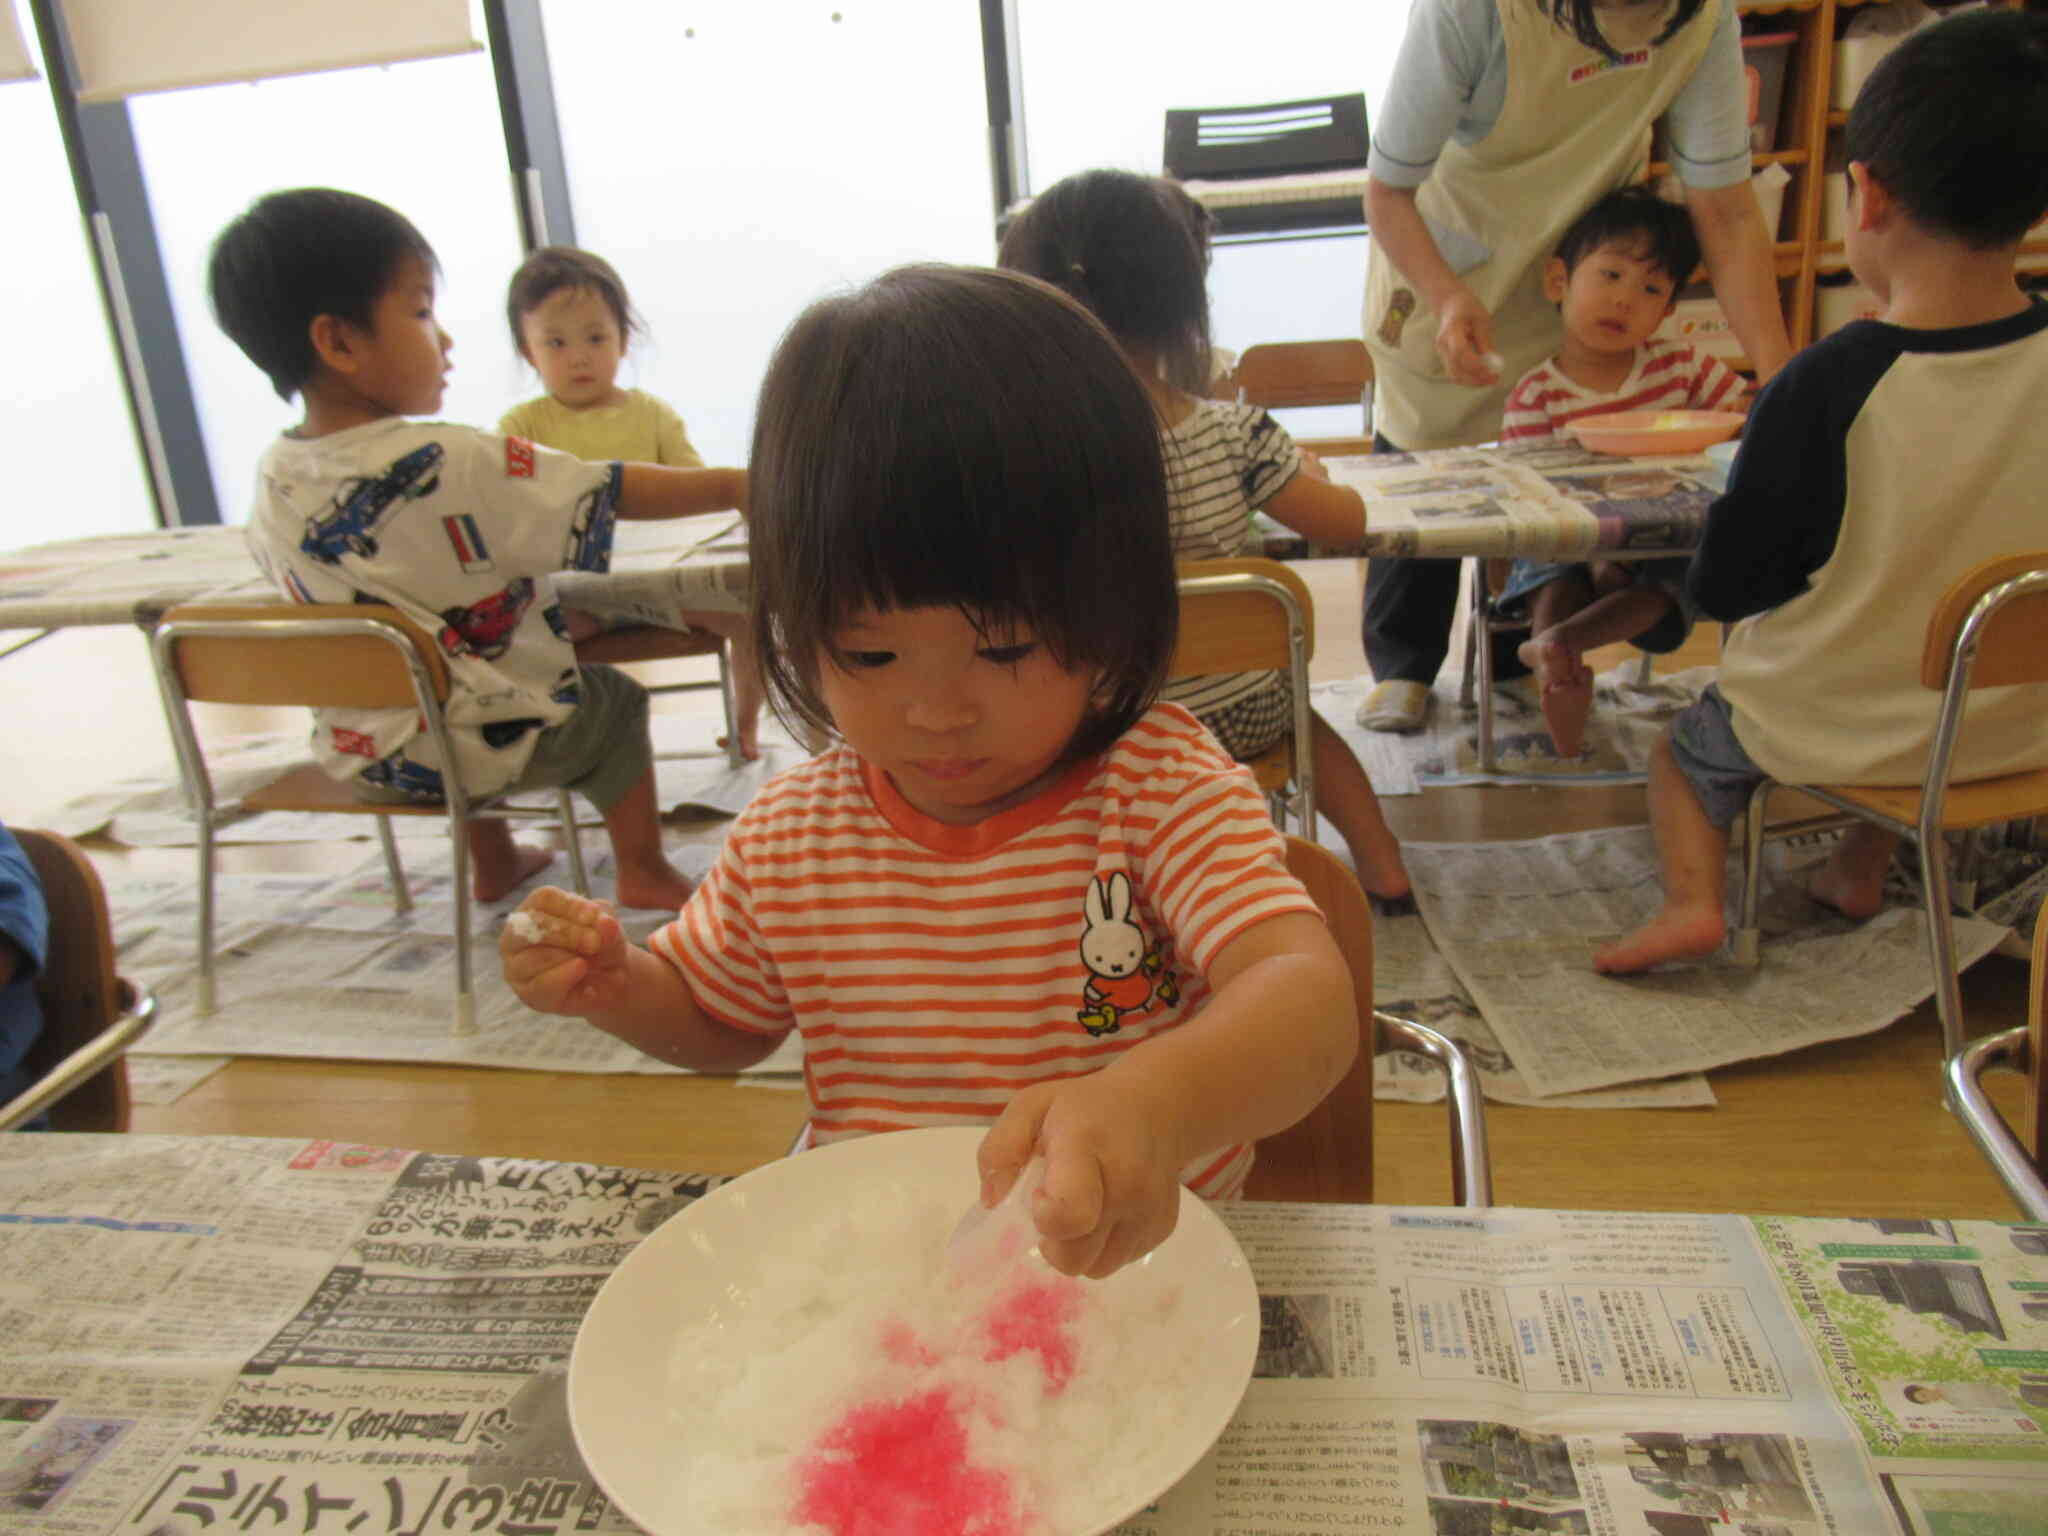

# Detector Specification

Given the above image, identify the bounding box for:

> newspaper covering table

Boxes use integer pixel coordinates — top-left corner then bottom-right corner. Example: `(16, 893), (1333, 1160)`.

(0, 517), (747, 635)
(1318, 439), (1724, 563)
(4, 1135), (2044, 1536)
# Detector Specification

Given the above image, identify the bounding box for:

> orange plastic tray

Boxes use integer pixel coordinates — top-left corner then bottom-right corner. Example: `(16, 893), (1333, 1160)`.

(1565, 410), (1745, 456)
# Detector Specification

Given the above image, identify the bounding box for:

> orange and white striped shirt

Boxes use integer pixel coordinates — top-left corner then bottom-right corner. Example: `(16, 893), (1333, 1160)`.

(652, 703), (1322, 1199)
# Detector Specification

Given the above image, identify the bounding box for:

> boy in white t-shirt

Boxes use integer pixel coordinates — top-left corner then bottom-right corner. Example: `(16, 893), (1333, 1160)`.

(208, 188), (746, 909)
(1497, 186), (1745, 755)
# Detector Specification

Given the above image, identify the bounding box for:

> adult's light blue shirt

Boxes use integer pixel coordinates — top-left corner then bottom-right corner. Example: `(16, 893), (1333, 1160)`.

(1369, 0), (1752, 190)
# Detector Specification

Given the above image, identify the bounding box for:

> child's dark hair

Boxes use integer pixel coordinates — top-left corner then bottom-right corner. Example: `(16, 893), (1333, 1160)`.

(1543, 0), (1707, 60)
(749, 264), (1176, 759)
(1845, 9), (2048, 252)
(207, 188), (436, 402)
(1555, 185), (1700, 288)
(505, 246), (641, 358)
(996, 169), (1214, 397)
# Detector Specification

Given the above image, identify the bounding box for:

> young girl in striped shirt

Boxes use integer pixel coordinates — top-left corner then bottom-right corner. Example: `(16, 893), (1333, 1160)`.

(500, 264), (1357, 1280)
(999, 169), (1409, 901)
(1496, 185), (1746, 756)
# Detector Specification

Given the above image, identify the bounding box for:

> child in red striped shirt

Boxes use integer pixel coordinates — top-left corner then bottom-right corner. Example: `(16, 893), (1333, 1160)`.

(1497, 186), (1746, 756)
(500, 265), (1358, 1280)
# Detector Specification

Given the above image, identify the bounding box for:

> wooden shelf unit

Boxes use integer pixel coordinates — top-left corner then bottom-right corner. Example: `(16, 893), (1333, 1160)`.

(1726, 0), (2041, 349)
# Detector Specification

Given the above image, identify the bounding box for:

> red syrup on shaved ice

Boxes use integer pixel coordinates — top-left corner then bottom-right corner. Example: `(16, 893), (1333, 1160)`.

(659, 1190), (1200, 1534)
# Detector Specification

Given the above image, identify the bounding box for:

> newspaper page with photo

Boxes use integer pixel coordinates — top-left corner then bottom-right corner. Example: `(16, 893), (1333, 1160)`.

(4, 1138), (2044, 1536)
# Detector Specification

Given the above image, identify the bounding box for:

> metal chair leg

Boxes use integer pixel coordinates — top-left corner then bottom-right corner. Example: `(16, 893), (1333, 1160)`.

(447, 806), (478, 1038)
(375, 816), (411, 913)
(718, 645), (744, 770)
(1732, 782), (1774, 968)
(1471, 564), (1498, 774)
(1920, 830), (1968, 1088)
(196, 816), (217, 1015)
(556, 791), (590, 896)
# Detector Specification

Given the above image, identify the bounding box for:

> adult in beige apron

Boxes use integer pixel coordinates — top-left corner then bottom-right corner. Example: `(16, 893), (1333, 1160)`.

(1359, 0), (1741, 708)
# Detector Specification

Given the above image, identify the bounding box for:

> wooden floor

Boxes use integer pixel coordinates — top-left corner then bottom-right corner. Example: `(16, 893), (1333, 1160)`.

(4, 561), (2034, 1220)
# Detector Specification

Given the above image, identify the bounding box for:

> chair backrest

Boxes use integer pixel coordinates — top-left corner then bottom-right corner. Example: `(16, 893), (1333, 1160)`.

(1162, 95), (1369, 183)
(1172, 558), (1314, 678)
(1245, 836), (1375, 1203)
(1235, 340), (1374, 412)
(157, 603), (449, 710)
(1920, 553), (2048, 690)
(13, 829), (129, 1132)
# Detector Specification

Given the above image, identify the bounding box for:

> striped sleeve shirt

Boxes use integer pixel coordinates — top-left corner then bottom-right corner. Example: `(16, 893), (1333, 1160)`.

(1500, 340), (1745, 442)
(1160, 398), (1302, 719)
(650, 703), (1325, 1199)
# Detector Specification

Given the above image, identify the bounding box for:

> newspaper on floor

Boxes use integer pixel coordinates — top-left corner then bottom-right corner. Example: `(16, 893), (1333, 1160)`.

(1318, 665), (1715, 792)
(2, 1134), (2042, 1536)
(1406, 825), (2012, 1099)
(35, 704), (789, 847)
(103, 844), (803, 1077)
(1372, 907), (1715, 1108)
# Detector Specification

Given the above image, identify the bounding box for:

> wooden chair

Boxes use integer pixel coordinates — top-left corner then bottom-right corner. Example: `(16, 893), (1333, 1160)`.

(1174, 558), (1316, 834)
(150, 603), (593, 1037)
(1731, 554), (2048, 1079)
(1, 829), (156, 1133)
(1235, 338), (1375, 454)
(1245, 836), (1491, 1206)
(1947, 906), (2047, 1221)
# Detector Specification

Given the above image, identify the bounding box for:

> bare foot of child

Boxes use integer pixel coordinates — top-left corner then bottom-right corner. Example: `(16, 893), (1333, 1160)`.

(716, 724), (761, 762)
(1517, 634), (1593, 757)
(612, 858), (696, 912)
(472, 841), (555, 904)
(1807, 825), (1897, 920)
(1350, 835), (1412, 903)
(1591, 904), (1726, 974)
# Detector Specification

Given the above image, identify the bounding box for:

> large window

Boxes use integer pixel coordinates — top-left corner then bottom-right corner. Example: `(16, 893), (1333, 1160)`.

(129, 47), (521, 524)
(539, 0), (994, 467)
(0, 3), (152, 547)
(1015, 0), (1409, 423)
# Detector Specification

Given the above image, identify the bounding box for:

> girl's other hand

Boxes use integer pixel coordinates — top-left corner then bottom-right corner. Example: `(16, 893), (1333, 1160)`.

(499, 886), (630, 1016)
(1297, 449), (1332, 483)
(1434, 288), (1501, 387)
(977, 1074), (1183, 1279)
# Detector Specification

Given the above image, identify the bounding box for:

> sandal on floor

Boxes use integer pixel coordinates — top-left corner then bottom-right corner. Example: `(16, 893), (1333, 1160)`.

(1356, 679), (1430, 733)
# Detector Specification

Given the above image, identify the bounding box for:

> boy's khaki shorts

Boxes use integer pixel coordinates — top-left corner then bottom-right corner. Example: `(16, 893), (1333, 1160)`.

(355, 662), (650, 815)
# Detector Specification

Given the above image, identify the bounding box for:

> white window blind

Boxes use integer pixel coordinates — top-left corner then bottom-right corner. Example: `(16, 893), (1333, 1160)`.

(63, 0), (479, 102)
(1, 1), (37, 84)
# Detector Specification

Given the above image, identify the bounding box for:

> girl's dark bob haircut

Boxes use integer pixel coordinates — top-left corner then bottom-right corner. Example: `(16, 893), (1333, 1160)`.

(748, 263), (1176, 760)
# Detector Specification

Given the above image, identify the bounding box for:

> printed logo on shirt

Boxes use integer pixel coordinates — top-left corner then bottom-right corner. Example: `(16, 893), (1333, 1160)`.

(332, 727), (378, 759)
(1570, 48), (1650, 84)
(505, 436), (536, 479)
(442, 513), (494, 573)
(1074, 871), (1180, 1037)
